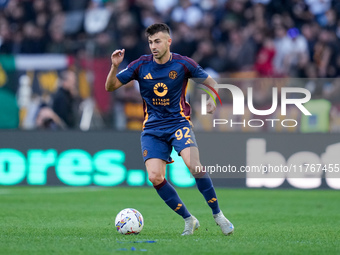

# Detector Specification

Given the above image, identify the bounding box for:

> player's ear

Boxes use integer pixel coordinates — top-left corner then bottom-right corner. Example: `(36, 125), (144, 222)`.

(168, 37), (172, 46)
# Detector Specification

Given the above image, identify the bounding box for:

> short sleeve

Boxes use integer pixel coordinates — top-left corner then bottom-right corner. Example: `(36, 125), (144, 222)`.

(184, 57), (209, 79)
(190, 64), (209, 79)
(116, 65), (136, 85)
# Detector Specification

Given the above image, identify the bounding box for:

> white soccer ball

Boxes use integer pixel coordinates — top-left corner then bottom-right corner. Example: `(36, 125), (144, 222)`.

(115, 208), (144, 235)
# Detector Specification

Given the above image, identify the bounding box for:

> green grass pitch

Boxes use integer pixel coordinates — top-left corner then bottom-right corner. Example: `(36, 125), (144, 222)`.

(0, 186), (339, 255)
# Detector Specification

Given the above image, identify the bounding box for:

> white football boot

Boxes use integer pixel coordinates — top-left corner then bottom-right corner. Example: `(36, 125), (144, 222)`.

(213, 211), (234, 235)
(181, 215), (200, 236)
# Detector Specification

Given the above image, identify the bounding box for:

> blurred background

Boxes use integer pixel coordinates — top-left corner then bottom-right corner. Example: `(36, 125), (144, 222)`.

(1, 1), (339, 250)
(0, 0), (340, 132)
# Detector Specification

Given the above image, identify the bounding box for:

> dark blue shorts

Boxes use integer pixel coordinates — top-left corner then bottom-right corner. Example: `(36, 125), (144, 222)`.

(141, 123), (198, 163)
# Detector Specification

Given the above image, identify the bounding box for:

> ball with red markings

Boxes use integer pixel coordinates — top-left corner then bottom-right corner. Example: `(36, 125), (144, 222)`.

(115, 208), (144, 235)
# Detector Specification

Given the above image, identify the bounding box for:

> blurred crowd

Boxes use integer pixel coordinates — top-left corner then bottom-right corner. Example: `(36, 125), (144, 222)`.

(1, 0), (340, 78)
(1, 0), (340, 132)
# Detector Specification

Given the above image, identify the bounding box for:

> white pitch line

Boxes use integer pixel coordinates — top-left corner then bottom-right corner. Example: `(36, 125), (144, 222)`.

(0, 190), (11, 195)
(0, 187), (106, 195)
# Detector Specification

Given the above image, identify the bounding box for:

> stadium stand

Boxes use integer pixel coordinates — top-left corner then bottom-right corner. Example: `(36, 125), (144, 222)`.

(0, 0), (339, 131)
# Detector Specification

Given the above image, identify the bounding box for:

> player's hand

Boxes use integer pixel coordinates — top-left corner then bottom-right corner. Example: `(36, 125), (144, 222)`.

(206, 98), (216, 114)
(111, 49), (125, 68)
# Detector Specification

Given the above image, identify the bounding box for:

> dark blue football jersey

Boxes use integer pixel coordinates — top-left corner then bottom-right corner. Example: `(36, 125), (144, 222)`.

(116, 53), (208, 129)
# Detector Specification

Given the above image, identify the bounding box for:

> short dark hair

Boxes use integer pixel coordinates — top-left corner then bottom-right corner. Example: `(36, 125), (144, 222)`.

(145, 23), (171, 38)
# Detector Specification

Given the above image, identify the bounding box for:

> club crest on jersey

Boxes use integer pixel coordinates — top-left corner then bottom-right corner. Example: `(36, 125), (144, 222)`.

(169, 71), (177, 79)
(153, 83), (168, 97)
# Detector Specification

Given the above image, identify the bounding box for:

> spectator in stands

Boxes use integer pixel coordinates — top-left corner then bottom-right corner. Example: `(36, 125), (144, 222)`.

(301, 22), (318, 63)
(21, 22), (47, 53)
(0, 17), (12, 53)
(304, 0), (331, 26)
(289, 0), (314, 28)
(312, 28), (333, 77)
(171, 0), (203, 27)
(255, 36), (276, 76)
(35, 103), (66, 130)
(46, 29), (66, 54)
(274, 27), (309, 76)
(288, 28), (309, 75)
(11, 27), (23, 54)
(118, 33), (145, 64)
(52, 70), (78, 128)
(171, 23), (197, 58)
(323, 9), (337, 30)
(223, 28), (256, 72)
(191, 39), (224, 73)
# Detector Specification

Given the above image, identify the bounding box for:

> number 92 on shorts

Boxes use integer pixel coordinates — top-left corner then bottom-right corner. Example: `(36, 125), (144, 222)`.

(141, 125), (198, 164)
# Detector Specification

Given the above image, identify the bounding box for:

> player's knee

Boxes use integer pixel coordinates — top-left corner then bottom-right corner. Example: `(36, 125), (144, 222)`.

(148, 173), (164, 186)
(188, 162), (202, 175)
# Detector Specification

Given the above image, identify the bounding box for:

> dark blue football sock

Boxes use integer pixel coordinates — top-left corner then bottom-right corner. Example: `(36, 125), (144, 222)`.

(195, 172), (221, 214)
(154, 179), (191, 219)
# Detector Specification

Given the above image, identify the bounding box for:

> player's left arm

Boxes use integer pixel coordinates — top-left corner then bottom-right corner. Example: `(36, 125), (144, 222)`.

(186, 56), (218, 114)
(202, 75), (218, 114)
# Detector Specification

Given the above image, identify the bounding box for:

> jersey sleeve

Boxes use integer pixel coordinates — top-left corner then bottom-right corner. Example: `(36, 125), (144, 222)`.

(116, 61), (139, 84)
(184, 57), (209, 79)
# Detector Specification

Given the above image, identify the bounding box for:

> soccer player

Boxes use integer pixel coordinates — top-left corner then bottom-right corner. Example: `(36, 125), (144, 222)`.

(105, 23), (234, 236)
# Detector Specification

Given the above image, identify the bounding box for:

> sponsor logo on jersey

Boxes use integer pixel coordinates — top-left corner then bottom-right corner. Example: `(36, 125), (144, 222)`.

(143, 73), (153, 79)
(153, 83), (168, 97)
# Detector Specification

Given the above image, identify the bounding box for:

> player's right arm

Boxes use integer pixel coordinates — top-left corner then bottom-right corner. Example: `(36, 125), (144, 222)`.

(105, 49), (125, 91)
